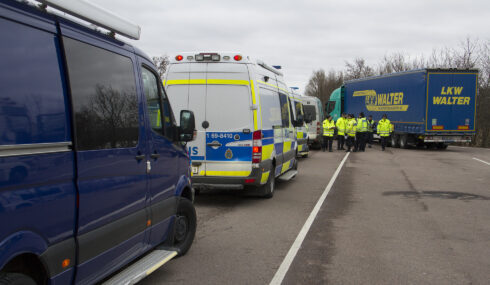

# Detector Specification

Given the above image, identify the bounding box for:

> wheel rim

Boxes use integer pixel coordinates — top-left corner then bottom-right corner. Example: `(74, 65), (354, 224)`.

(175, 215), (189, 243)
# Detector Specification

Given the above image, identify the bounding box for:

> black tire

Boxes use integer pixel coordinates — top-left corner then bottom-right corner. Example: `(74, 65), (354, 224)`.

(436, 143), (448, 150)
(391, 134), (400, 148)
(259, 171), (275, 199)
(173, 198), (196, 256)
(0, 272), (36, 285)
(399, 134), (408, 149)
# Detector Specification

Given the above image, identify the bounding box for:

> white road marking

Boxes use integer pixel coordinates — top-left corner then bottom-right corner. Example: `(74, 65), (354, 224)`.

(473, 157), (490, 166)
(269, 152), (350, 285)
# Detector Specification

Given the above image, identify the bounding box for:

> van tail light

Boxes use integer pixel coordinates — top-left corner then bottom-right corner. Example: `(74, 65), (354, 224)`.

(317, 121), (321, 135)
(252, 130), (262, 163)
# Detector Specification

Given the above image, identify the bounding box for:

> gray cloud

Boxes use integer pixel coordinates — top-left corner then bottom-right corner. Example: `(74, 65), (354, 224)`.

(97, 0), (489, 91)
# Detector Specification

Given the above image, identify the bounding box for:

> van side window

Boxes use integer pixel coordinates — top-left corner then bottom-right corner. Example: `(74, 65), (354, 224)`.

(0, 17), (68, 145)
(141, 66), (174, 139)
(279, 93), (289, 127)
(63, 37), (139, 150)
(258, 88), (281, 129)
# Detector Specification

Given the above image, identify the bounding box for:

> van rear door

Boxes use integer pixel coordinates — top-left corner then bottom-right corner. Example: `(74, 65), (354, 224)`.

(426, 71), (478, 133)
(204, 63), (253, 177)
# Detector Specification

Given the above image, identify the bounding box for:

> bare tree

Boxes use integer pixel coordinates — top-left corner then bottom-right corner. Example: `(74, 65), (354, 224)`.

(305, 69), (343, 105)
(152, 55), (170, 79)
(344, 58), (374, 80)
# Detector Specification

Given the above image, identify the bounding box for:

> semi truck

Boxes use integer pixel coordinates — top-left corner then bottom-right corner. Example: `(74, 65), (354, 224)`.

(326, 69), (478, 149)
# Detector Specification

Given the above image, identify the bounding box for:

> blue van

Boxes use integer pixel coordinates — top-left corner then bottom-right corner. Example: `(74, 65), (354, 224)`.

(0, 0), (196, 284)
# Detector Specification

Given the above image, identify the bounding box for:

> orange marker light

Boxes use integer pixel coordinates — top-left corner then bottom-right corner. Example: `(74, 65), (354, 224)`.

(175, 55), (183, 61)
(62, 259), (70, 268)
(234, 55), (242, 61)
(147, 220), (152, 227)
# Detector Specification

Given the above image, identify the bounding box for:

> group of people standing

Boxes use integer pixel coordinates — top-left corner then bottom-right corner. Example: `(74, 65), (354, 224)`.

(322, 113), (392, 152)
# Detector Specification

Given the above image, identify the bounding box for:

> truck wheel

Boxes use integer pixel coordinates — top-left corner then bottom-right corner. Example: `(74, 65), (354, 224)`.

(390, 135), (400, 148)
(259, 171), (275, 199)
(174, 198), (196, 256)
(399, 134), (408, 149)
(0, 272), (36, 285)
(436, 143), (448, 150)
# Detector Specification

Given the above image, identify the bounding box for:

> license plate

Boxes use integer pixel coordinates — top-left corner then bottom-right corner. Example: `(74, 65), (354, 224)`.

(192, 166), (199, 174)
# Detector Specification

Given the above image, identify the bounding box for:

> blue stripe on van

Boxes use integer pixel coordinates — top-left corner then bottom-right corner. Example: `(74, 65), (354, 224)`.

(262, 129), (274, 138)
(275, 142), (283, 154)
(262, 138), (274, 145)
(205, 132), (253, 162)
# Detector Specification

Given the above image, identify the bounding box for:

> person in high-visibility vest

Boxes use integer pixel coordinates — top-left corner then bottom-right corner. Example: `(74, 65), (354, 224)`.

(366, 115), (376, 148)
(355, 112), (368, 152)
(345, 114), (356, 152)
(336, 113), (347, 151)
(377, 114), (391, 151)
(322, 115), (335, 152)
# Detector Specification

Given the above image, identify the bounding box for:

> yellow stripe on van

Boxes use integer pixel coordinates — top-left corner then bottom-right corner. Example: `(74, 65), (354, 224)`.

(165, 79), (250, 86)
(257, 80), (289, 93)
(281, 160), (291, 173)
(283, 141), (292, 153)
(205, 171), (251, 177)
(261, 171), (270, 184)
(207, 79), (249, 85)
(250, 80), (258, 130)
(297, 131), (304, 139)
(262, 144), (274, 161)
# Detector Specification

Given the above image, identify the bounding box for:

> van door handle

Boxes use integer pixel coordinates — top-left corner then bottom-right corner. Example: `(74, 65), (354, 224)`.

(151, 152), (160, 159)
(207, 142), (222, 147)
(135, 152), (145, 161)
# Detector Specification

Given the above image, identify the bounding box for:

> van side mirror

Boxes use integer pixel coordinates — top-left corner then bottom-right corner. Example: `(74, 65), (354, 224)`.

(179, 110), (196, 142)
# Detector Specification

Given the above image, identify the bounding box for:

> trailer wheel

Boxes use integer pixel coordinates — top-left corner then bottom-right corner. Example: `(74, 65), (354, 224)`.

(0, 272), (36, 285)
(436, 143), (448, 150)
(399, 134), (408, 149)
(174, 198), (196, 256)
(391, 134), (400, 148)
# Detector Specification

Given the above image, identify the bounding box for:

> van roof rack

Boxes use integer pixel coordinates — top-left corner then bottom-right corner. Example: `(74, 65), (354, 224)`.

(257, 60), (283, 76)
(35, 0), (141, 40)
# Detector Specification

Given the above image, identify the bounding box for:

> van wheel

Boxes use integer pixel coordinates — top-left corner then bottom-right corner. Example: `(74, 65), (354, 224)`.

(0, 272), (36, 285)
(259, 172), (275, 199)
(173, 198), (196, 256)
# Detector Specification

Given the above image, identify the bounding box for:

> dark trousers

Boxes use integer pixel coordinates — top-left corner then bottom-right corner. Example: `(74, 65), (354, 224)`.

(346, 136), (355, 150)
(367, 132), (374, 145)
(337, 135), (345, 150)
(356, 132), (367, 151)
(380, 136), (388, 150)
(322, 136), (333, 151)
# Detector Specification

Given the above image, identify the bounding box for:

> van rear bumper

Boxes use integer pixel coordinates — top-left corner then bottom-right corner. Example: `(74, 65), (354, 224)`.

(192, 161), (271, 190)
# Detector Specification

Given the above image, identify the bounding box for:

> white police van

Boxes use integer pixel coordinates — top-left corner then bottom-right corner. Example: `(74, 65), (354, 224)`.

(288, 91), (310, 157)
(302, 95), (324, 149)
(165, 53), (299, 198)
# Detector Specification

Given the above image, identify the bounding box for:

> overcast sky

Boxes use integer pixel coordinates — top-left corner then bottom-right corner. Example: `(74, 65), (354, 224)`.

(97, 0), (489, 92)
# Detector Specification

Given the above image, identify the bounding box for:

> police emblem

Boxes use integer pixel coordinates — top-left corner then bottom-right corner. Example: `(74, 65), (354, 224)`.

(234, 134), (240, 140)
(225, 149), (233, 159)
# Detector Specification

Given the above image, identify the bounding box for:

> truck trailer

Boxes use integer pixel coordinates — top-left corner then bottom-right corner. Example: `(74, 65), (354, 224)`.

(327, 69), (478, 149)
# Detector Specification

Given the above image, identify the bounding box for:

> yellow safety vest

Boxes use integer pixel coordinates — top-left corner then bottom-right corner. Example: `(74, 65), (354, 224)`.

(377, 119), (391, 137)
(336, 117), (346, 136)
(323, 119), (335, 137)
(347, 119), (356, 137)
(356, 118), (368, 132)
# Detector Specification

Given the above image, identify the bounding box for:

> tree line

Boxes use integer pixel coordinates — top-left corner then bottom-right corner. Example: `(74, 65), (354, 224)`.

(305, 37), (490, 147)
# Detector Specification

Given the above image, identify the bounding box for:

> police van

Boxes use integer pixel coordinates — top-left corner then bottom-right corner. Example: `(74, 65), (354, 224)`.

(0, 1), (197, 284)
(165, 53), (300, 198)
(302, 95), (324, 149)
(288, 91), (310, 157)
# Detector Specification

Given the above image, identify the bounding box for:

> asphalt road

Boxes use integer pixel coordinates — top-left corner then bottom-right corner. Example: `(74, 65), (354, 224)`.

(140, 145), (490, 285)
